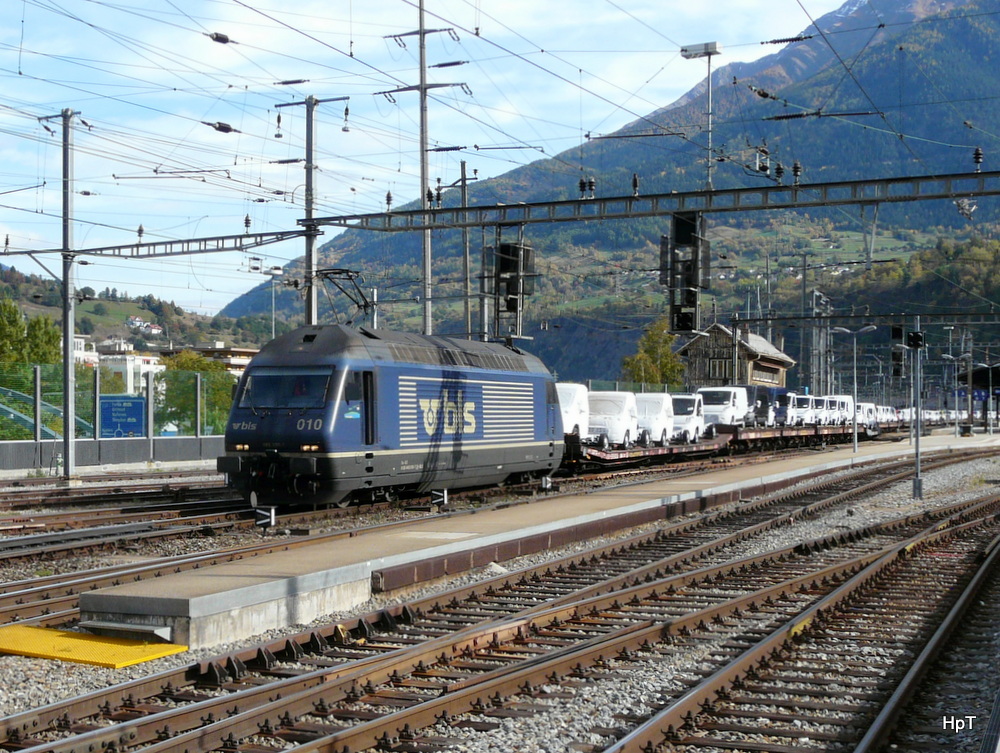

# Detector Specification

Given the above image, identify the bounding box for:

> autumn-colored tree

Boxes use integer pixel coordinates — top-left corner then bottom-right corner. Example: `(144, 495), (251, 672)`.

(620, 317), (685, 389)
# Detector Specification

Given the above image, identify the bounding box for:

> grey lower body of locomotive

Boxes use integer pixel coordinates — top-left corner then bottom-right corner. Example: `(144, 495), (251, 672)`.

(219, 441), (563, 507)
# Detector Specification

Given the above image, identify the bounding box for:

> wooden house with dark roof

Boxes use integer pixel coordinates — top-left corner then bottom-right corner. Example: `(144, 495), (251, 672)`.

(675, 322), (795, 389)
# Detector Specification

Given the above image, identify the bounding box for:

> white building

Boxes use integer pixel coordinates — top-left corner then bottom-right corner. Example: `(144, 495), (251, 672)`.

(73, 335), (99, 367)
(96, 336), (134, 354)
(100, 353), (165, 394)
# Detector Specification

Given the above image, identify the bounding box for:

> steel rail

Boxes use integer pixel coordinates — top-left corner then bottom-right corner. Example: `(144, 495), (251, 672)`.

(601, 508), (1000, 752)
(853, 529), (1000, 752)
(8, 494), (997, 753)
(137, 506), (1000, 753)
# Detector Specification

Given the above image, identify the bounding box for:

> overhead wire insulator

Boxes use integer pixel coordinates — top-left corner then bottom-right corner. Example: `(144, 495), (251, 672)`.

(204, 121), (239, 134)
(244, 214), (251, 233)
(973, 146), (984, 172)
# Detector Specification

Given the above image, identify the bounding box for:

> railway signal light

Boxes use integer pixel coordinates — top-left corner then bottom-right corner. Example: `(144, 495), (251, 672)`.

(496, 243), (535, 294)
(673, 310), (695, 331)
(663, 211), (707, 333)
(906, 331), (925, 348)
(495, 242), (536, 316)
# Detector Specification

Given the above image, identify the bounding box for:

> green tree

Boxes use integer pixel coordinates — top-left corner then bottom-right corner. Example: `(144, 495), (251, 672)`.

(620, 316), (685, 389)
(0, 299), (24, 362)
(99, 364), (126, 394)
(156, 351), (235, 435)
(25, 315), (61, 364)
(0, 298), (61, 364)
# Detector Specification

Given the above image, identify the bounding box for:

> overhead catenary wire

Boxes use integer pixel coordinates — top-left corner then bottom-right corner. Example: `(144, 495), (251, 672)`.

(3, 0), (996, 317)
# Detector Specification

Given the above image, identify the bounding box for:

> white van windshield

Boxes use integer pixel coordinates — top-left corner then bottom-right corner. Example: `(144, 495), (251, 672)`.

(699, 390), (732, 406)
(590, 397), (625, 414)
(673, 397), (695, 415)
(636, 397), (665, 417)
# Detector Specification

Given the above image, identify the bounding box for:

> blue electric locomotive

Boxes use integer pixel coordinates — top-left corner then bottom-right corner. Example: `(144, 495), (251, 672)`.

(217, 325), (564, 507)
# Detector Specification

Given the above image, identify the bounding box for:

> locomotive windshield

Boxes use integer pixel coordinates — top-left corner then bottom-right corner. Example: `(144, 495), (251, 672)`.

(239, 367), (334, 409)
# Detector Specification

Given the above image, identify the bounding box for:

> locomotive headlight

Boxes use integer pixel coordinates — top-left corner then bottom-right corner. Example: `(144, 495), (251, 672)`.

(300, 444), (320, 452)
(234, 443), (250, 451)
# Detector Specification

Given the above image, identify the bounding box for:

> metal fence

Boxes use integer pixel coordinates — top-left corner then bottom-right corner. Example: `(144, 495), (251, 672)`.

(0, 365), (233, 474)
(586, 379), (671, 393)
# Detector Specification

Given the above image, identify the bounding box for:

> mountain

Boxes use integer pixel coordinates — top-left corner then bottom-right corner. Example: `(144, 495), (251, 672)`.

(221, 0), (996, 380)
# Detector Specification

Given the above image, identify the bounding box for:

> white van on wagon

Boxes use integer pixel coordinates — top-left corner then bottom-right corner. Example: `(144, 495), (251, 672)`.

(788, 394), (818, 426)
(635, 393), (674, 446)
(697, 386), (751, 428)
(555, 382), (589, 437)
(587, 391), (640, 449)
(670, 393), (705, 444)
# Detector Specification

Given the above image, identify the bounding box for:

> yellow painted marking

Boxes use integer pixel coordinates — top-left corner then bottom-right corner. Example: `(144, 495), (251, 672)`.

(789, 615), (812, 638)
(0, 625), (187, 668)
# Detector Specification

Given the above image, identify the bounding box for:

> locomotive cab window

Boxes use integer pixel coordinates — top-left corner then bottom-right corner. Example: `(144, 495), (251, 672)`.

(239, 367), (334, 409)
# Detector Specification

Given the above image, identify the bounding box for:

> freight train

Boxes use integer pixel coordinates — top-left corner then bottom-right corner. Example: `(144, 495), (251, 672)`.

(218, 325), (894, 508)
(217, 325), (564, 507)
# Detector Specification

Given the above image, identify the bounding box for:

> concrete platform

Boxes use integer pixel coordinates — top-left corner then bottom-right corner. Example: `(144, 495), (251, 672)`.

(78, 432), (1000, 649)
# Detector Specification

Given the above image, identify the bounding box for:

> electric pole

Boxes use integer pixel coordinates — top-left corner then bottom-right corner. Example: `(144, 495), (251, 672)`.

(60, 108), (76, 480)
(275, 95), (349, 326)
(37, 108), (79, 480)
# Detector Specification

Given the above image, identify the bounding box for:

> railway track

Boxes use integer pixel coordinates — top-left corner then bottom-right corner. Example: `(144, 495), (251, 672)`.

(870, 529), (1000, 753)
(605, 512), (1000, 753)
(1, 455), (997, 752)
(0, 473), (228, 513)
(0, 444), (891, 566)
(0, 452), (967, 628)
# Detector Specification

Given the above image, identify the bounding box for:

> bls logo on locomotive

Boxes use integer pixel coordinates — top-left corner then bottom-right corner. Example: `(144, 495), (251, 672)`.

(419, 390), (477, 437)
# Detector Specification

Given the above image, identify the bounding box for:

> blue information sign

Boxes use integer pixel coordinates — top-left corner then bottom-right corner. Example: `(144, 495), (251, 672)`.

(99, 395), (146, 438)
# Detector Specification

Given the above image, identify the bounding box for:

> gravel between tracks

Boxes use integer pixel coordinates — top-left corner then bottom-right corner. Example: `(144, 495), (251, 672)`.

(1, 455), (999, 750)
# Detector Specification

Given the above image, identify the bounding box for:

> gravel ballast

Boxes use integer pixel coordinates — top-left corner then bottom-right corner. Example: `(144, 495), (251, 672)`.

(1, 454), (998, 749)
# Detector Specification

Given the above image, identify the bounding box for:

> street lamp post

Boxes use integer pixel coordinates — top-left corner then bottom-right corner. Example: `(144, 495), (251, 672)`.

(681, 42), (721, 191)
(943, 352), (972, 435)
(973, 360), (995, 434)
(265, 266), (283, 339)
(832, 325), (877, 452)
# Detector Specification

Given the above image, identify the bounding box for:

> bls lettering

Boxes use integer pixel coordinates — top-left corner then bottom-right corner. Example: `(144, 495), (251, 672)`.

(419, 390), (477, 437)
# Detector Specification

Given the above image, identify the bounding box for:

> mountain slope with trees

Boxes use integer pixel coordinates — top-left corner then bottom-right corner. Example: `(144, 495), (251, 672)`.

(194, 0), (1000, 380)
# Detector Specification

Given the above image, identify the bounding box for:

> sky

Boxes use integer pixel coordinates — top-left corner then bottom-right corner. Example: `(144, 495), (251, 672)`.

(0, 0), (849, 317)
